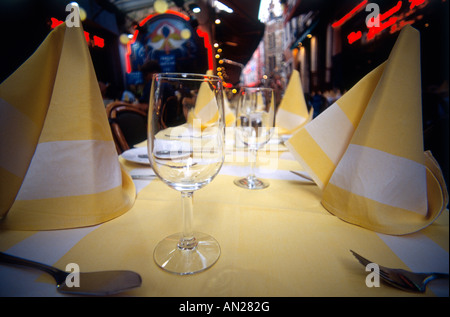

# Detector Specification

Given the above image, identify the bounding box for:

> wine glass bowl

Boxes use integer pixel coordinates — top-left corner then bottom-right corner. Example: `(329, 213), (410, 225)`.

(234, 87), (275, 190)
(147, 73), (225, 275)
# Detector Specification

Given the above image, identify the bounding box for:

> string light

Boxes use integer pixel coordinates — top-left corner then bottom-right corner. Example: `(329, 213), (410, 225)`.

(181, 28), (192, 39)
(119, 34), (130, 44)
(154, 0), (168, 13)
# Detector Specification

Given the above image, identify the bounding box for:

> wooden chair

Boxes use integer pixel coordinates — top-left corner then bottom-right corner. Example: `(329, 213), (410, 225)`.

(106, 101), (148, 154)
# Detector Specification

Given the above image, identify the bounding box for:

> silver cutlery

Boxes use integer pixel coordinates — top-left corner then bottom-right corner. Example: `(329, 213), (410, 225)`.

(0, 251), (142, 296)
(131, 174), (157, 180)
(350, 250), (449, 293)
(138, 151), (187, 158)
(164, 134), (203, 138)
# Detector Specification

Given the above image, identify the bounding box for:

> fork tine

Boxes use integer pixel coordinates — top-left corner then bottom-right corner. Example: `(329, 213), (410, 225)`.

(351, 250), (378, 272)
(350, 250), (449, 292)
(378, 265), (421, 291)
(373, 266), (412, 290)
(397, 272), (419, 290)
(350, 250), (412, 290)
(350, 250), (426, 291)
(350, 250), (372, 267)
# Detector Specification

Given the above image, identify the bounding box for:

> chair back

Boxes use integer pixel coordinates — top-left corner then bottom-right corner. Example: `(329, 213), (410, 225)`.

(106, 102), (148, 154)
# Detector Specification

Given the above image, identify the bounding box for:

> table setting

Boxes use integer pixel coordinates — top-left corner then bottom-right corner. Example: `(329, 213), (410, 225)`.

(0, 22), (448, 299)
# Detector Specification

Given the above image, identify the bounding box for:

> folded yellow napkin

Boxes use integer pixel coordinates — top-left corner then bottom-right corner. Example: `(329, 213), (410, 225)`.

(286, 26), (448, 235)
(187, 73), (221, 129)
(223, 91), (236, 127)
(275, 69), (313, 135)
(0, 23), (135, 230)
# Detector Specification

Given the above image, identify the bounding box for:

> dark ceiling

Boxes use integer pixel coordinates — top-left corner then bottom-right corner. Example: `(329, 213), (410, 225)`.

(215, 0), (265, 65)
(0, 0), (265, 85)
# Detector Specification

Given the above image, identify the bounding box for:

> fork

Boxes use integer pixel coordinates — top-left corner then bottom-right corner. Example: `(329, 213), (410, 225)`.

(350, 250), (449, 292)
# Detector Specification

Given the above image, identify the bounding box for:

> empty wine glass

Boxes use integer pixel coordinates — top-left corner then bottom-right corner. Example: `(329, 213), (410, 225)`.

(147, 73), (225, 275)
(234, 87), (275, 189)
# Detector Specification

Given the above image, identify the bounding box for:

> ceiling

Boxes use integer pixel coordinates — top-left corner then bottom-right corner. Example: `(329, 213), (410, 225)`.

(215, 0), (265, 65)
(100, 0), (265, 83)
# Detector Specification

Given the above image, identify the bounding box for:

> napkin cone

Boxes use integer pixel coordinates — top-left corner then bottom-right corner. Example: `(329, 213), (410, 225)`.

(275, 69), (313, 135)
(223, 90), (236, 127)
(187, 72), (221, 129)
(0, 23), (135, 230)
(286, 26), (447, 235)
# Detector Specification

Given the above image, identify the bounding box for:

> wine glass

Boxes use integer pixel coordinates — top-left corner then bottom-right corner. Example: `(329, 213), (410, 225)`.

(234, 87), (275, 190)
(147, 73), (225, 275)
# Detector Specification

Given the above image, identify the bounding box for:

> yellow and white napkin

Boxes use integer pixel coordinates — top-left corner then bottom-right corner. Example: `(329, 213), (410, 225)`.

(187, 71), (222, 129)
(0, 23), (135, 230)
(275, 69), (313, 135)
(286, 26), (448, 235)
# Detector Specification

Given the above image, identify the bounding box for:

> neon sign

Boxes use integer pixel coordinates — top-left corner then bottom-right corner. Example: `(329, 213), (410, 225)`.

(332, 0), (430, 45)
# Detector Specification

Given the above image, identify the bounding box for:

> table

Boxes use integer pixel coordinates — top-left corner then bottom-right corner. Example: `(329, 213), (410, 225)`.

(0, 134), (448, 298)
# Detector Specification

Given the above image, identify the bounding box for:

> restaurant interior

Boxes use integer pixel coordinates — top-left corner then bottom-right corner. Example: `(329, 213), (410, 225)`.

(1, 0), (447, 180)
(0, 0), (449, 300)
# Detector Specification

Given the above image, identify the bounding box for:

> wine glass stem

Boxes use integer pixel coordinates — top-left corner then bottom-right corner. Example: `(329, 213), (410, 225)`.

(178, 191), (197, 250)
(249, 147), (257, 180)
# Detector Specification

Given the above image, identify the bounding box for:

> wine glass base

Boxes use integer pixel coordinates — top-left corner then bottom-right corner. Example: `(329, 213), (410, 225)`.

(234, 177), (269, 190)
(153, 232), (220, 275)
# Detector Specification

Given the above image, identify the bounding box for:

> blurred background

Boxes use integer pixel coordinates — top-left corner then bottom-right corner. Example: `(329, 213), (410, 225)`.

(0, 0), (447, 184)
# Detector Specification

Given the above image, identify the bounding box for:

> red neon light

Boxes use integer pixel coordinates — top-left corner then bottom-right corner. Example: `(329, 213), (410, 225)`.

(339, 0), (430, 45)
(125, 10), (213, 73)
(408, 0), (426, 9)
(51, 17), (64, 28)
(367, 16), (398, 40)
(84, 31), (90, 43)
(139, 9), (189, 27)
(93, 36), (104, 48)
(196, 28), (214, 71)
(348, 31), (362, 44)
(389, 18), (414, 33)
(379, 1), (402, 20)
(366, 1), (402, 41)
(332, 0), (368, 28)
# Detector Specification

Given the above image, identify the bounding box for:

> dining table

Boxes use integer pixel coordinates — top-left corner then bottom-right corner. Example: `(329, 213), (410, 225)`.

(0, 130), (448, 300)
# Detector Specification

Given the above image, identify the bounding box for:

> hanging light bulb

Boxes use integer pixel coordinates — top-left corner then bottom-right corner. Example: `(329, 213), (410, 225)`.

(181, 28), (192, 39)
(79, 7), (87, 21)
(119, 34), (130, 45)
(154, 0), (168, 13)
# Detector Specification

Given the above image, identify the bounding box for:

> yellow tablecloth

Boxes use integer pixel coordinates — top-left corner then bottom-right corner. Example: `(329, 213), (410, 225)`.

(0, 140), (448, 297)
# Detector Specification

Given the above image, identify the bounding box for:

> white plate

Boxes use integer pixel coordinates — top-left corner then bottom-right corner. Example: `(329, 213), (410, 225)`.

(121, 147), (150, 165)
(153, 139), (192, 160)
(121, 146), (191, 164)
